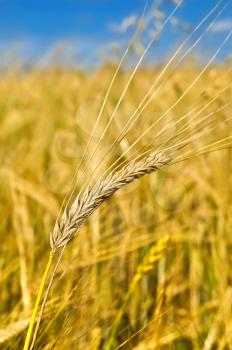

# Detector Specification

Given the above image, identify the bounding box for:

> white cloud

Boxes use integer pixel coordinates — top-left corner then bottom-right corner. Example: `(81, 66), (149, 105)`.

(210, 19), (232, 33)
(109, 15), (137, 33)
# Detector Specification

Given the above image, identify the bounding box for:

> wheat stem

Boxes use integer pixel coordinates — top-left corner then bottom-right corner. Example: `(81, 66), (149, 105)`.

(23, 251), (54, 350)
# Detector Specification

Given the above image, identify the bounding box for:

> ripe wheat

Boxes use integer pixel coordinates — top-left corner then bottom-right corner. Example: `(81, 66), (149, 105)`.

(51, 152), (170, 252)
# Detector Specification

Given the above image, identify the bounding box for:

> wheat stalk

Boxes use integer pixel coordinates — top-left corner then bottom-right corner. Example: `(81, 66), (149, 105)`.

(23, 151), (170, 350)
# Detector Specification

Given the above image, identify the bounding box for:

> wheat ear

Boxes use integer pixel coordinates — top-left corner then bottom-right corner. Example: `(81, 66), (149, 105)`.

(51, 152), (170, 252)
(23, 151), (169, 350)
(0, 319), (30, 345)
(105, 235), (170, 350)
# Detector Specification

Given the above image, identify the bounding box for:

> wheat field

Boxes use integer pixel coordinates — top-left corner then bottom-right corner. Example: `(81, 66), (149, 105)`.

(0, 2), (232, 349)
(0, 63), (231, 349)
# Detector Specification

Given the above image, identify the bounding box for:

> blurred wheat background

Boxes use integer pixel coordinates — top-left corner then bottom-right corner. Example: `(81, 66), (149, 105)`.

(0, 0), (232, 349)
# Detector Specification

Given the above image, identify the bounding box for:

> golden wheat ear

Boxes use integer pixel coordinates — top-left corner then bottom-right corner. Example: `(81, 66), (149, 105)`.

(51, 152), (170, 252)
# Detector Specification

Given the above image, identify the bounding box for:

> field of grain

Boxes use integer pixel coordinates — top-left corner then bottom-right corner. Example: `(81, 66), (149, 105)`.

(0, 63), (231, 350)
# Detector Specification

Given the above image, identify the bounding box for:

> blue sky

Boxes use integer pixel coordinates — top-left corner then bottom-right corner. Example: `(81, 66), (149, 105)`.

(0, 0), (231, 68)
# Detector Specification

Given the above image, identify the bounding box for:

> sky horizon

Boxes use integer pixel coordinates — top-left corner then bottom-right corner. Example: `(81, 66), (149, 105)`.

(0, 0), (231, 69)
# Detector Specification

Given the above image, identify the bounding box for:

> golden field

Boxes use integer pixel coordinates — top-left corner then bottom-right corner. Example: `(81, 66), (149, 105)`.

(0, 64), (232, 349)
